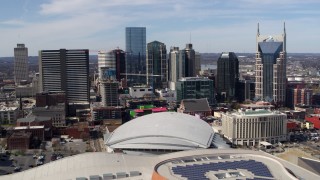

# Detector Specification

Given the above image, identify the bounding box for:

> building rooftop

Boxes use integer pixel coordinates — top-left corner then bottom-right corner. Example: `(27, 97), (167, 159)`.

(9, 131), (32, 138)
(179, 77), (212, 81)
(17, 116), (51, 123)
(14, 125), (44, 130)
(229, 109), (285, 117)
(91, 102), (124, 109)
(0, 105), (18, 111)
(105, 112), (214, 151)
(1, 149), (319, 180)
(33, 105), (65, 111)
(180, 98), (211, 112)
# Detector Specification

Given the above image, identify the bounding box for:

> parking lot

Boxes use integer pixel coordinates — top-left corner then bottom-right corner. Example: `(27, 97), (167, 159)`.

(0, 139), (89, 175)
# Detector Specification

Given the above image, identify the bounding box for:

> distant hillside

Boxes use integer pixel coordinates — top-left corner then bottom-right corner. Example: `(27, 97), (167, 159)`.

(1, 52), (320, 80)
(0, 55), (98, 63)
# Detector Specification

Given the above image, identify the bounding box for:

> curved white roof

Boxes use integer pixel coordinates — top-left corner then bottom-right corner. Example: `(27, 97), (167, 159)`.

(105, 112), (214, 150)
(2, 150), (319, 180)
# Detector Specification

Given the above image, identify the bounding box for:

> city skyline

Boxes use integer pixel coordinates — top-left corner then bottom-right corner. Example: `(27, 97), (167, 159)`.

(0, 0), (320, 56)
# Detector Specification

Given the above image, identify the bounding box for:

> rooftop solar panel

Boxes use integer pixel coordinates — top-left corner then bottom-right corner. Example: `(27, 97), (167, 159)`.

(171, 159), (273, 180)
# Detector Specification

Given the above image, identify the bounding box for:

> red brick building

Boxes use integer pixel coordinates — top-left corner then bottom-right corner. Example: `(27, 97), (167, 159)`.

(59, 122), (90, 139)
(36, 92), (66, 107)
(7, 132), (31, 150)
(293, 88), (313, 106)
(16, 116), (52, 128)
(14, 126), (45, 141)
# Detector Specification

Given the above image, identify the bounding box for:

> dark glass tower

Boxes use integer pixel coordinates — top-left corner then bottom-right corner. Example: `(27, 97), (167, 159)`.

(184, 43), (196, 77)
(125, 27), (146, 85)
(146, 41), (167, 89)
(216, 52), (239, 101)
(176, 77), (215, 105)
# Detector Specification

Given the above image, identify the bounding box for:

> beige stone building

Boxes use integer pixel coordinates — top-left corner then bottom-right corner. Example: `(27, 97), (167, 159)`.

(222, 109), (287, 146)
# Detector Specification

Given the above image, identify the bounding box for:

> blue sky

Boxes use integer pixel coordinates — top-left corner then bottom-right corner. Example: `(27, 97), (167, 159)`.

(0, 0), (319, 56)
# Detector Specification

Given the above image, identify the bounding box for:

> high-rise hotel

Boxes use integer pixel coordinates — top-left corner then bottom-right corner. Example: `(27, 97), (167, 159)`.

(255, 23), (287, 105)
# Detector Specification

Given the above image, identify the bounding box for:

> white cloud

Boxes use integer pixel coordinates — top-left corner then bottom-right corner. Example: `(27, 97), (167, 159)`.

(0, 19), (27, 26)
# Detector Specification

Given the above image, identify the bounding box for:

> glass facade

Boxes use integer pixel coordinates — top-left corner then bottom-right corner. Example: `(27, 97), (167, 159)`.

(258, 41), (283, 101)
(146, 41), (167, 89)
(125, 27), (146, 85)
(176, 78), (215, 105)
(216, 52), (239, 101)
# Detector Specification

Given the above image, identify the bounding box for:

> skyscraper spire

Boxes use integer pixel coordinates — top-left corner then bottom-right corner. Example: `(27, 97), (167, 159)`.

(257, 23), (260, 36)
(283, 21), (286, 34)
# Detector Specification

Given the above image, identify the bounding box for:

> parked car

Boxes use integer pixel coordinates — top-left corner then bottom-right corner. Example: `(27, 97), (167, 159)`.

(13, 167), (21, 172)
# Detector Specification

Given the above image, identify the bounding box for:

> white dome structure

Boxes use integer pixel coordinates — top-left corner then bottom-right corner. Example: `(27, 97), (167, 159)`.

(105, 112), (214, 152)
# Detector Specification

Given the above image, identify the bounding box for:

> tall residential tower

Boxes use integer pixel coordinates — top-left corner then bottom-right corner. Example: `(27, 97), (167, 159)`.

(39, 49), (90, 103)
(255, 23), (287, 105)
(146, 41), (167, 89)
(98, 48), (126, 81)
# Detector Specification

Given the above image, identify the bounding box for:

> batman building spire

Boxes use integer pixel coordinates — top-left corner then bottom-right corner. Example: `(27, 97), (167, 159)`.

(255, 23), (287, 105)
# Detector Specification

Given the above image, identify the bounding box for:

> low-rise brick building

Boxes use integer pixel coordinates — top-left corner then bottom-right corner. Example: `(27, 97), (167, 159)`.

(17, 116), (52, 128)
(7, 132), (31, 150)
(14, 126), (45, 141)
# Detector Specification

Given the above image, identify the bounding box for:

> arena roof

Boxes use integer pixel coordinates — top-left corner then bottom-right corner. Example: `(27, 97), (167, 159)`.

(2, 149), (319, 180)
(105, 112), (214, 151)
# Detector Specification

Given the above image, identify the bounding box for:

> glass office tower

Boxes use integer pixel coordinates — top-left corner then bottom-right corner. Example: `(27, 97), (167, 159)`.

(176, 77), (215, 105)
(125, 27), (146, 86)
(216, 52), (239, 101)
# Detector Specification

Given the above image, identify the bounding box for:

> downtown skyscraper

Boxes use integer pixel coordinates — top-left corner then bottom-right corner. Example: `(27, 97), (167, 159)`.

(216, 52), (239, 101)
(255, 23), (287, 105)
(14, 44), (29, 85)
(98, 48), (126, 81)
(168, 47), (185, 90)
(39, 49), (90, 103)
(184, 43), (196, 77)
(146, 41), (167, 89)
(98, 49), (124, 107)
(125, 27), (146, 85)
